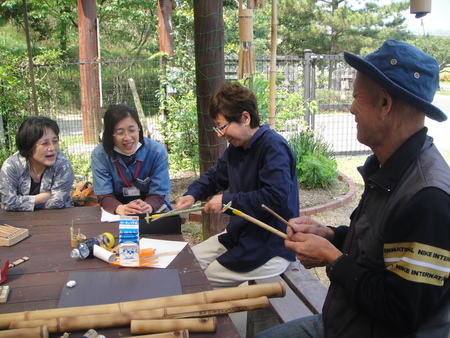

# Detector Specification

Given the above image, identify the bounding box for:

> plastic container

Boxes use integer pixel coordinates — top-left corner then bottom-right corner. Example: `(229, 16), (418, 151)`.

(70, 232), (114, 260)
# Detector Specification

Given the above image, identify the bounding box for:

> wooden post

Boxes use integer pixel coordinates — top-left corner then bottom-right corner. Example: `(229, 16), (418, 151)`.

(77, 0), (102, 144)
(304, 49), (312, 126)
(128, 78), (149, 136)
(158, 0), (175, 60)
(193, 1), (228, 238)
(268, 0), (277, 129)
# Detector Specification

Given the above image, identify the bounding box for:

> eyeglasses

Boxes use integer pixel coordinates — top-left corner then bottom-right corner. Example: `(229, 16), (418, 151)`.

(213, 121), (231, 134)
(36, 139), (61, 149)
(113, 127), (140, 137)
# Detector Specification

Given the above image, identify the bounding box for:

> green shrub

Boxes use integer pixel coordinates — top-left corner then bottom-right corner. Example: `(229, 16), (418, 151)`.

(288, 127), (338, 189)
(440, 68), (450, 82)
(297, 154), (337, 189)
(158, 55), (199, 174)
(65, 152), (92, 184)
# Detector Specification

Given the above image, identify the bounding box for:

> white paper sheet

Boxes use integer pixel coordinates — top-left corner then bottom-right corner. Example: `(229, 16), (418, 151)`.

(139, 238), (188, 269)
(101, 208), (121, 222)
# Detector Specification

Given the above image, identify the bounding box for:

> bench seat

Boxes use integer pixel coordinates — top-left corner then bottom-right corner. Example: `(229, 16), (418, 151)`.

(246, 260), (328, 337)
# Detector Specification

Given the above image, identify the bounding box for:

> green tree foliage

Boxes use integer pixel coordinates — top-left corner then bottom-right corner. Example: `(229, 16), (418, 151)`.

(276, 0), (411, 55)
(0, 0), (160, 57)
(408, 35), (450, 71)
(0, 50), (28, 163)
(1, 0), (448, 64)
(0, 48), (65, 165)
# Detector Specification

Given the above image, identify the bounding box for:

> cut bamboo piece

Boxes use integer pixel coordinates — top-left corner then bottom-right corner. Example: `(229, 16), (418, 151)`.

(131, 317), (216, 335)
(9, 297), (268, 333)
(0, 326), (48, 338)
(123, 329), (188, 338)
(0, 282), (284, 329)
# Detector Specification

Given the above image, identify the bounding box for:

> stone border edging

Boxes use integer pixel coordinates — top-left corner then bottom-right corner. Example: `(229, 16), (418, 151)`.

(300, 171), (357, 216)
(187, 171), (357, 222)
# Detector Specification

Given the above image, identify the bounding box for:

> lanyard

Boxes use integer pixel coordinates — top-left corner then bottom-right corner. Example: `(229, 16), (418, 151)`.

(115, 160), (141, 187)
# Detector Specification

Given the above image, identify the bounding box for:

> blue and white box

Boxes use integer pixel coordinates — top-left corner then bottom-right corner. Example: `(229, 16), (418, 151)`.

(119, 216), (140, 266)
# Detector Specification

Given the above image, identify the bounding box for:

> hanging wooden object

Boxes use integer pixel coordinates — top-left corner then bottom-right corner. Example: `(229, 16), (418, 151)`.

(248, 0), (266, 9)
(238, 2), (256, 79)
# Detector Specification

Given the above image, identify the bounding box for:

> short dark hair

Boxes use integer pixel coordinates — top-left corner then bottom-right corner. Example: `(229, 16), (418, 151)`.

(16, 116), (60, 158)
(102, 104), (144, 158)
(208, 82), (260, 128)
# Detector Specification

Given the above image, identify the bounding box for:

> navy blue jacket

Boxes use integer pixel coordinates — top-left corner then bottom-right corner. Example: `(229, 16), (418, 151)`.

(185, 124), (298, 272)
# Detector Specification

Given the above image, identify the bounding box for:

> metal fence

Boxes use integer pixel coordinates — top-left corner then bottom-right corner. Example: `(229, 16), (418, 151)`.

(34, 54), (370, 159)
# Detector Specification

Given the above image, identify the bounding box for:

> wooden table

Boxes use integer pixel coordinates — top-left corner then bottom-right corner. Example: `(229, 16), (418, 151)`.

(0, 207), (239, 337)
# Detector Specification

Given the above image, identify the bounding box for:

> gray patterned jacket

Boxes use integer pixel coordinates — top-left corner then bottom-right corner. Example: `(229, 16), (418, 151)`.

(0, 151), (74, 211)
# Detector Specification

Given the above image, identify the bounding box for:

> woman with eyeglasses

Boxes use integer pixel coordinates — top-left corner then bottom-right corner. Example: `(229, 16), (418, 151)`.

(176, 82), (299, 289)
(0, 116), (74, 211)
(91, 104), (171, 216)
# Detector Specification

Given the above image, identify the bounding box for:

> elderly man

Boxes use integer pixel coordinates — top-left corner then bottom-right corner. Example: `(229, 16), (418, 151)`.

(256, 40), (450, 337)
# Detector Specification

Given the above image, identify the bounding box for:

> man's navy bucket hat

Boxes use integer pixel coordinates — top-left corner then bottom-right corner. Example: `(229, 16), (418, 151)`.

(344, 39), (447, 122)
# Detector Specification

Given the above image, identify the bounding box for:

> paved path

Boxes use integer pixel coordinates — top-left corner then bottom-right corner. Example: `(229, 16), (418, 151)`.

(316, 94), (450, 154)
(425, 94), (450, 152)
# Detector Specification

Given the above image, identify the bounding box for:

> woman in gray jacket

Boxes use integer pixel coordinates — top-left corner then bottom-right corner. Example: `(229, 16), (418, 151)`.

(0, 116), (74, 211)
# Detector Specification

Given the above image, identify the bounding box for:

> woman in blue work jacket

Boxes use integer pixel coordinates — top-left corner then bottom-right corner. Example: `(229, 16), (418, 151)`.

(91, 104), (171, 215)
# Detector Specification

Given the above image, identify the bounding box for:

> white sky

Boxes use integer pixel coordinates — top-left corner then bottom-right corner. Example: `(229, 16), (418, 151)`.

(350, 0), (450, 36)
(402, 0), (450, 35)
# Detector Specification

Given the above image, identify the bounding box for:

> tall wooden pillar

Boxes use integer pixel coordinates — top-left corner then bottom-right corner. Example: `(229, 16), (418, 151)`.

(78, 0), (101, 144)
(194, 1), (228, 238)
(158, 0), (175, 59)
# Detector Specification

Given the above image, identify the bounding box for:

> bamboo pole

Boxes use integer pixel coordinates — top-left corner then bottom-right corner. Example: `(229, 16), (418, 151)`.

(0, 326), (48, 338)
(131, 317), (216, 335)
(123, 330), (188, 338)
(9, 297), (269, 333)
(0, 282), (285, 329)
(268, 0), (278, 128)
(148, 206), (205, 223)
(222, 202), (288, 240)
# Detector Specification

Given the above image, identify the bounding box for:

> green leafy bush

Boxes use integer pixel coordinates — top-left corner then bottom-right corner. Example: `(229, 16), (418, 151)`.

(162, 91), (199, 174)
(158, 53), (199, 174)
(297, 154), (337, 189)
(288, 127), (337, 189)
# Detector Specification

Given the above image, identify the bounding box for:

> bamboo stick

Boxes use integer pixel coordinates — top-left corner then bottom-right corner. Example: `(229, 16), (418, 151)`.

(9, 297), (268, 333)
(261, 204), (292, 229)
(0, 282), (285, 329)
(8, 257), (29, 268)
(222, 202), (288, 240)
(131, 317), (216, 335)
(123, 330), (189, 338)
(149, 206), (204, 223)
(0, 326), (48, 338)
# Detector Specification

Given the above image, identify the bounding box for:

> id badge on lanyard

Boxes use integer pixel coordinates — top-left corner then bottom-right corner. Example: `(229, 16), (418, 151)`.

(115, 161), (141, 197)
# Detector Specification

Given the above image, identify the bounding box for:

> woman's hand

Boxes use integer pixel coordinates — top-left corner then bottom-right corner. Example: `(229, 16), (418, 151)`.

(115, 199), (153, 215)
(175, 195), (195, 210)
(204, 194), (223, 214)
